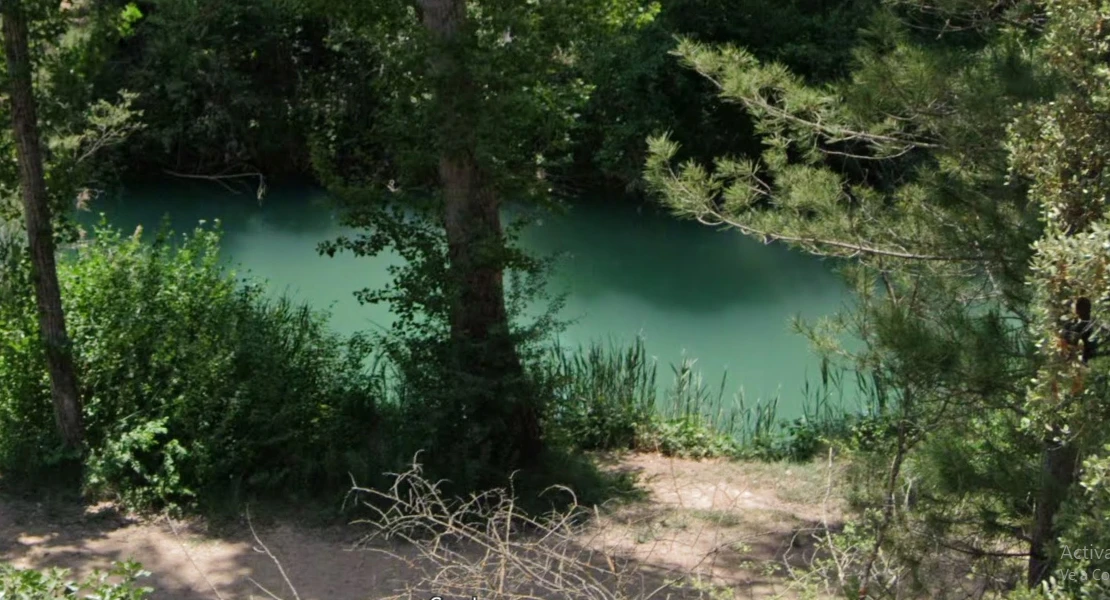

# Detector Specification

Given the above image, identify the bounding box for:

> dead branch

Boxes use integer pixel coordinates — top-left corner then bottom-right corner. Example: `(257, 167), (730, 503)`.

(163, 169), (268, 202)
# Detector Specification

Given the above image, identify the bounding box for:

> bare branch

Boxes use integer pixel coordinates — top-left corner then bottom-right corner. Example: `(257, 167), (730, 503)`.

(163, 169), (268, 201)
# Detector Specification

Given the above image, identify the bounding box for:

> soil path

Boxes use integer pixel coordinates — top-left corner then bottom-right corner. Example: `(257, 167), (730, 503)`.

(1, 454), (841, 599)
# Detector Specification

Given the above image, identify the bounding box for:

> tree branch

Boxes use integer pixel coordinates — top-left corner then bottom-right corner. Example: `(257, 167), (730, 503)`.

(163, 169), (267, 201)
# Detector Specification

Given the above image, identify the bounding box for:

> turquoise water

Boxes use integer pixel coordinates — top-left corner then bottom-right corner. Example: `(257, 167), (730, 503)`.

(89, 183), (852, 419)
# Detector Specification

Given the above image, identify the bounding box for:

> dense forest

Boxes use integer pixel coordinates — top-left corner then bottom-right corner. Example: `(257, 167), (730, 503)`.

(1, 0), (1110, 598)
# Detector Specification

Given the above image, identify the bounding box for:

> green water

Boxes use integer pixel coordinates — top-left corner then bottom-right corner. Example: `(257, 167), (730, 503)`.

(89, 183), (851, 419)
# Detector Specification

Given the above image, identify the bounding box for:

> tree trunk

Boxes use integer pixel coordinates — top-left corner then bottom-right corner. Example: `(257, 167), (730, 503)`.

(2, 0), (84, 448)
(418, 0), (542, 466)
(1027, 430), (1079, 587)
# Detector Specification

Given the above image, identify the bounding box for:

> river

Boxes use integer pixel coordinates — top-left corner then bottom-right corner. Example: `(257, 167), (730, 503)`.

(88, 182), (851, 420)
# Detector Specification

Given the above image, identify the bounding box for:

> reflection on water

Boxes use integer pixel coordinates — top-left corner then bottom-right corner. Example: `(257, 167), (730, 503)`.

(85, 183), (850, 418)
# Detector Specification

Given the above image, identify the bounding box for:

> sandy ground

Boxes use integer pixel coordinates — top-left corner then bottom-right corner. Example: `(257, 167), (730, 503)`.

(0, 454), (843, 600)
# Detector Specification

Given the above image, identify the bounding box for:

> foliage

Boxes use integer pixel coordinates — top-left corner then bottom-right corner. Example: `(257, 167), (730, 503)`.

(0, 222), (383, 510)
(0, 561), (151, 600)
(641, 0), (1093, 595)
(1006, 0), (1110, 591)
(540, 337), (883, 463)
(0, 0), (143, 239)
(568, 0), (881, 192)
(79, 0), (882, 196)
(1010, 0), (1110, 431)
(305, 0), (648, 494)
(543, 338), (657, 451)
(1023, 445), (1110, 599)
(638, 414), (741, 459)
(93, 0), (332, 176)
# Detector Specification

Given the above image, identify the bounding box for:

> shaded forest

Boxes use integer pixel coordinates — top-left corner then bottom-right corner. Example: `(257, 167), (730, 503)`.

(1, 0), (1110, 598)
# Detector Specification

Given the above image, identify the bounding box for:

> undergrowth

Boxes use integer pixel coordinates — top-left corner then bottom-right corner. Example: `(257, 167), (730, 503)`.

(0, 221), (386, 511)
(0, 222), (887, 515)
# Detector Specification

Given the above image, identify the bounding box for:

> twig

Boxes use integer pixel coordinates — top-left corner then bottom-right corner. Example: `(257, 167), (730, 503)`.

(247, 507), (303, 600)
(246, 577), (286, 600)
(165, 516), (227, 600)
(163, 169), (268, 201)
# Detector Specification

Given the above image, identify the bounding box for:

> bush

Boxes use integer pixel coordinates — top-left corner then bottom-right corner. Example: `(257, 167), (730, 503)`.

(637, 414), (741, 459)
(0, 561), (151, 600)
(0, 221), (383, 510)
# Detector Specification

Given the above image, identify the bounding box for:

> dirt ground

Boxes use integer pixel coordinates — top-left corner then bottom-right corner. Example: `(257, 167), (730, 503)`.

(0, 453), (843, 600)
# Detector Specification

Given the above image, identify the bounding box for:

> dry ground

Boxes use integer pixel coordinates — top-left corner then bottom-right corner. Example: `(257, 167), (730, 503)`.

(0, 453), (844, 600)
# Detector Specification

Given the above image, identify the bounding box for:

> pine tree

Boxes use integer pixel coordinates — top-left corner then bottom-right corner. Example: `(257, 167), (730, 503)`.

(643, 0), (1110, 593)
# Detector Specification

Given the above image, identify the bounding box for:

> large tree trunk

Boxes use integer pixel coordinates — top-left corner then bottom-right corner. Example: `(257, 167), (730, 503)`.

(419, 0), (542, 466)
(2, 0), (84, 448)
(1027, 430), (1079, 587)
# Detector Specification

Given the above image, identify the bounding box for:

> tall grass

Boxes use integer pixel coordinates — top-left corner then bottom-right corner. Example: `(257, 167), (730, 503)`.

(542, 336), (880, 461)
(543, 338), (657, 450)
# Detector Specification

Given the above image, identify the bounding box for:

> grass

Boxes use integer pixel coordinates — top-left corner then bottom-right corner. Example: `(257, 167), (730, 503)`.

(689, 509), (746, 528)
(543, 336), (880, 463)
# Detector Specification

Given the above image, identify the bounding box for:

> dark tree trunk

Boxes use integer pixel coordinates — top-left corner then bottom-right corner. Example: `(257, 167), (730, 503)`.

(2, 0), (84, 448)
(418, 0), (542, 466)
(1028, 430), (1079, 587)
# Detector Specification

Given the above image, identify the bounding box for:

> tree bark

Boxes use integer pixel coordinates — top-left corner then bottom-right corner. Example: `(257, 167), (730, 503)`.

(1027, 430), (1079, 587)
(2, 0), (84, 448)
(418, 0), (542, 466)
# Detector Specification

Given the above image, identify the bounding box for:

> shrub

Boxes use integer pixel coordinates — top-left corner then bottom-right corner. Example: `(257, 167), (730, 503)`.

(0, 221), (383, 510)
(637, 414), (741, 459)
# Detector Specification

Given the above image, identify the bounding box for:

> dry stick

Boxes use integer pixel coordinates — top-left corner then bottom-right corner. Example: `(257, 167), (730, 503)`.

(356, 463), (645, 600)
(163, 169), (267, 201)
(165, 516), (227, 600)
(859, 415), (911, 599)
(820, 447), (849, 593)
(246, 507), (303, 600)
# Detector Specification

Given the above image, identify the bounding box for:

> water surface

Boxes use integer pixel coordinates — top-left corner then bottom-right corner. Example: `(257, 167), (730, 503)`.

(89, 183), (851, 419)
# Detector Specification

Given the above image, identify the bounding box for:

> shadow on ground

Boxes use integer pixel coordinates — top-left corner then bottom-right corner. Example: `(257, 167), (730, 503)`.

(1, 453), (845, 600)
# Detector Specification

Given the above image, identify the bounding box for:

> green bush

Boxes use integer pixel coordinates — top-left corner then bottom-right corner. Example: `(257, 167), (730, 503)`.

(0, 221), (383, 510)
(0, 561), (151, 600)
(638, 414), (741, 459)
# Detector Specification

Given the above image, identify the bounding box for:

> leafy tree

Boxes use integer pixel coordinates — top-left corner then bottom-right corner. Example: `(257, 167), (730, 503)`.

(567, 0), (879, 194)
(1007, 0), (1110, 587)
(95, 0), (328, 177)
(310, 0), (648, 489)
(0, 0), (142, 451)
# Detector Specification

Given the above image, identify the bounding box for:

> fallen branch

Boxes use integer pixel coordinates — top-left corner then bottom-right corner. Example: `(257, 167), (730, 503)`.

(163, 169), (267, 202)
(247, 506), (303, 600)
(165, 516), (227, 600)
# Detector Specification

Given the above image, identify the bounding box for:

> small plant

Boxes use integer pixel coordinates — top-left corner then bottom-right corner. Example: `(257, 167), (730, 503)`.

(639, 414), (740, 459)
(0, 561), (152, 600)
(541, 338), (877, 463)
